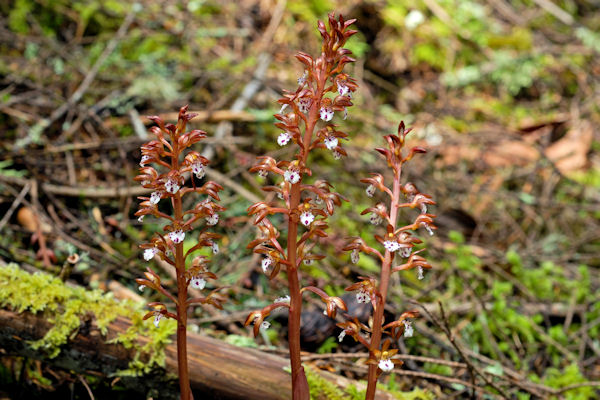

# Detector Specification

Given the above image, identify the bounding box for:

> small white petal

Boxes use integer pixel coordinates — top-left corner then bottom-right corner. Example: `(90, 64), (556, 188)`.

(191, 276), (206, 290)
(279, 103), (288, 114)
(351, 249), (360, 264)
(211, 242), (219, 254)
(192, 162), (205, 179)
(258, 169), (268, 178)
(324, 136), (338, 150)
(138, 215), (145, 223)
(300, 211), (314, 227)
(332, 151), (342, 160)
(169, 230), (185, 244)
(298, 98), (312, 113)
(165, 178), (180, 194)
(378, 359), (394, 372)
(366, 185), (375, 197)
(261, 257), (273, 273)
(403, 320), (414, 337)
(285, 169), (300, 184)
(370, 214), (382, 225)
(384, 240), (400, 252)
(356, 290), (370, 304)
(138, 285), (145, 292)
(206, 214), (219, 226)
(338, 330), (346, 342)
(319, 107), (333, 122)
(153, 313), (162, 328)
(338, 83), (348, 96)
(260, 321), (270, 330)
(417, 266), (424, 280)
(277, 132), (291, 146)
(140, 155), (150, 167)
(143, 248), (158, 261)
(150, 191), (162, 204)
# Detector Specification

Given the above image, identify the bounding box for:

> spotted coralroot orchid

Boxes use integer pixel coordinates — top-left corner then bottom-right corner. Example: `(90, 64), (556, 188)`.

(244, 14), (357, 400)
(134, 106), (226, 400)
(341, 122), (436, 400)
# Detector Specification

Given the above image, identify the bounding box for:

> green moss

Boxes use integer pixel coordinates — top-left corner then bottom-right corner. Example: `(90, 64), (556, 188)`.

(0, 263), (175, 372)
(305, 366), (433, 400)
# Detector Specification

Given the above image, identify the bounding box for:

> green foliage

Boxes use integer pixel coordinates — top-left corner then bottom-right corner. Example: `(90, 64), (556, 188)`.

(0, 263), (175, 371)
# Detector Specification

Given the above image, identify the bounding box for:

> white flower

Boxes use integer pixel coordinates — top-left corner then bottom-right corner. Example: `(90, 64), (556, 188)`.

(421, 223), (434, 236)
(338, 83), (349, 96)
(165, 178), (180, 194)
(277, 132), (291, 146)
(279, 103), (288, 114)
(370, 214), (382, 225)
(324, 135), (338, 150)
(319, 107), (334, 122)
(211, 242), (219, 255)
(403, 319), (414, 337)
(275, 295), (290, 304)
(190, 276), (206, 290)
(206, 213), (219, 226)
(343, 107), (348, 120)
(332, 150), (342, 160)
(260, 320), (270, 330)
(169, 230), (185, 244)
(400, 247), (412, 258)
(297, 70), (307, 85)
(138, 215), (145, 223)
(140, 155), (150, 167)
(300, 211), (314, 227)
(258, 169), (268, 178)
(351, 249), (360, 264)
(366, 184), (375, 197)
(138, 285), (145, 292)
(356, 290), (370, 304)
(420, 204), (428, 214)
(417, 266), (424, 280)
(298, 98), (312, 113)
(261, 257), (273, 273)
(378, 358), (394, 372)
(405, 10), (425, 31)
(192, 162), (205, 179)
(338, 330), (346, 342)
(150, 191), (162, 204)
(304, 258), (313, 265)
(153, 313), (162, 328)
(284, 169), (300, 184)
(384, 240), (400, 252)
(144, 247), (158, 261)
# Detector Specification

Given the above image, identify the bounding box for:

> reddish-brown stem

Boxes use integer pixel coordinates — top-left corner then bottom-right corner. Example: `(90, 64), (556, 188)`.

(285, 57), (327, 400)
(171, 140), (192, 400)
(365, 167), (402, 400)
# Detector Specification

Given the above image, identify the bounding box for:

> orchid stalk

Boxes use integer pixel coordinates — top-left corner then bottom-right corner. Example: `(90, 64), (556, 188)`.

(134, 106), (226, 400)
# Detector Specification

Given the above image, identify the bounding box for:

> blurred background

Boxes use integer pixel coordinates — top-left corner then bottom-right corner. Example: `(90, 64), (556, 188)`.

(0, 0), (599, 398)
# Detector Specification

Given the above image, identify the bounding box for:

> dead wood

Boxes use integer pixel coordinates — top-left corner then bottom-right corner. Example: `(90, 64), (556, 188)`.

(0, 308), (396, 399)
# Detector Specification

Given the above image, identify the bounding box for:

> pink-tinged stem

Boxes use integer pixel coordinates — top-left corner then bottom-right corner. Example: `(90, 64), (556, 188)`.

(172, 139), (192, 400)
(365, 167), (402, 400)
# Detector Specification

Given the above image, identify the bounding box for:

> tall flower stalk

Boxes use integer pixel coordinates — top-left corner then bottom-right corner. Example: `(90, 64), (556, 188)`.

(244, 14), (357, 400)
(341, 122), (436, 400)
(134, 106), (225, 400)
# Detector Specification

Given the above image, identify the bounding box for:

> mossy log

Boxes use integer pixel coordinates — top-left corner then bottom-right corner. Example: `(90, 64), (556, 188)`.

(0, 307), (291, 399)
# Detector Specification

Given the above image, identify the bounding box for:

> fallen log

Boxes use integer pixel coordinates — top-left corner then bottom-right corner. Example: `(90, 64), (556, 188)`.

(0, 307), (291, 400)
(0, 263), (396, 399)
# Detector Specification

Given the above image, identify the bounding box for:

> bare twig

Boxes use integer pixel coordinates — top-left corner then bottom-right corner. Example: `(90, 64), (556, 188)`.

(0, 180), (31, 231)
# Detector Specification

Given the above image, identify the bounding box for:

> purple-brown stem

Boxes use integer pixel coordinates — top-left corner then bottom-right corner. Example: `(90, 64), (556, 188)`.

(365, 168), (402, 400)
